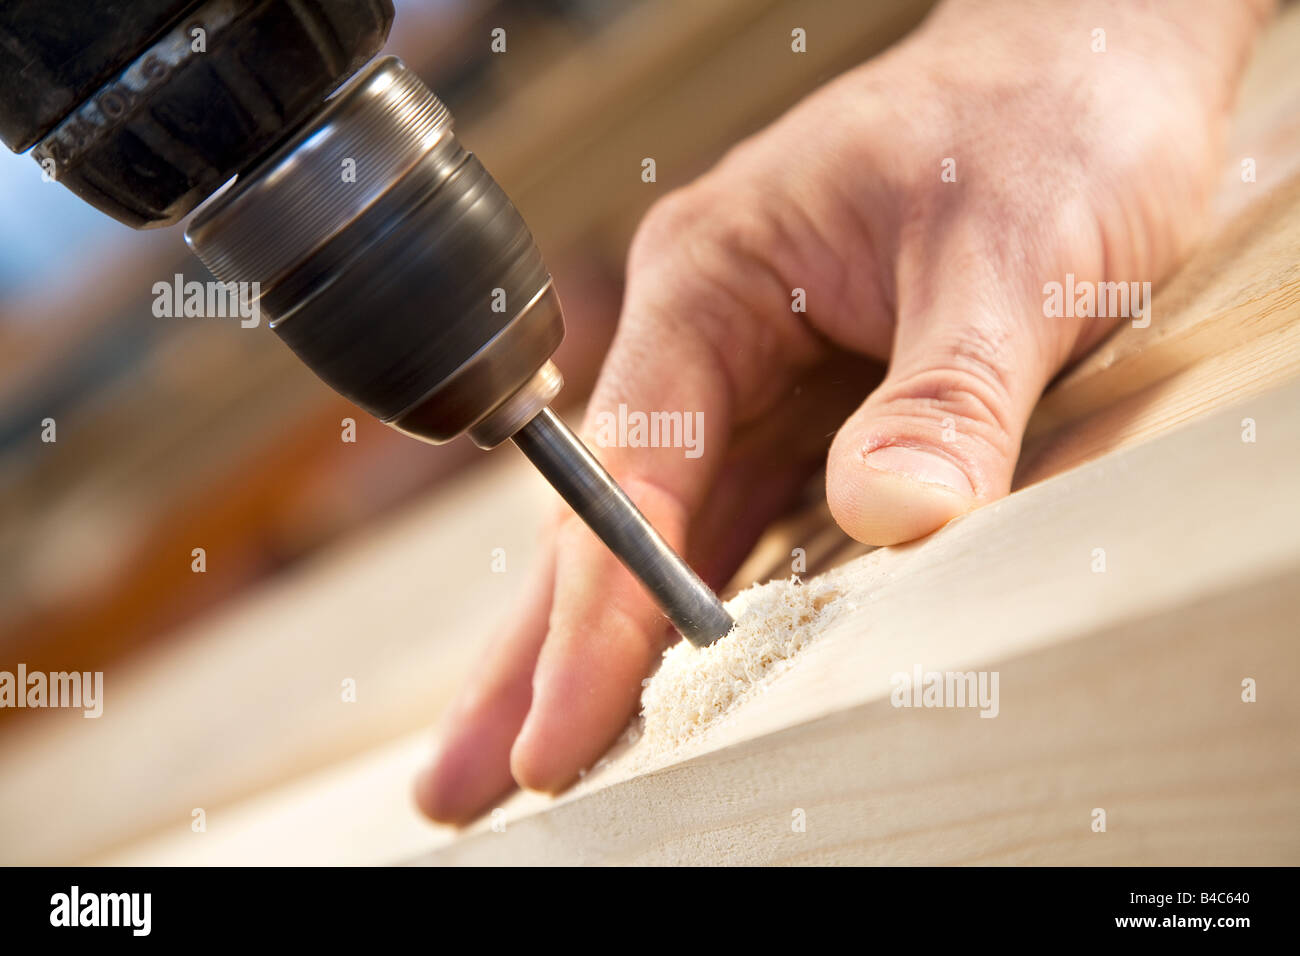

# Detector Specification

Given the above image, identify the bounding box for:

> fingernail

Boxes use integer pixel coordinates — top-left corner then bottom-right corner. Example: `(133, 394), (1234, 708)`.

(862, 445), (974, 497)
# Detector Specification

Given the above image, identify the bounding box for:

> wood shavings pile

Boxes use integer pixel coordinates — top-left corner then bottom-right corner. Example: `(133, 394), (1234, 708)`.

(639, 574), (846, 756)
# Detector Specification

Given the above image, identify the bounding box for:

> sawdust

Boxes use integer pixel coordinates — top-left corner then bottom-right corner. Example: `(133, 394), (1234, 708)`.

(638, 574), (847, 757)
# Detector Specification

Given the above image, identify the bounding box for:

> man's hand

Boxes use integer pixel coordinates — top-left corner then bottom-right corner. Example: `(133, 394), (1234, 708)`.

(415, 0), (1271, 822)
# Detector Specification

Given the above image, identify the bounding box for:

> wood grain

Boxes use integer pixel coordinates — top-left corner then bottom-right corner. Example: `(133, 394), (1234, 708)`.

(1017, 175), (1300, 486)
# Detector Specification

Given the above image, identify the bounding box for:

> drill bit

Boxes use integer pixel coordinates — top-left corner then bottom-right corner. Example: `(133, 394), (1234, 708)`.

(512, 407), (734, 647)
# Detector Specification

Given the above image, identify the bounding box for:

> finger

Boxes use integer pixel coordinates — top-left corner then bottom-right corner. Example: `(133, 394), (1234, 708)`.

(509, 478), (682, 792)
(827, 233), (1075, 546)
(414, 546), (555, 824)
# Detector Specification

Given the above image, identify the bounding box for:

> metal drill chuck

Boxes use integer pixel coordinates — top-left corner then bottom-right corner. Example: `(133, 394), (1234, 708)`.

(187, 56), (563, 447)
(186, 57), (734, 645)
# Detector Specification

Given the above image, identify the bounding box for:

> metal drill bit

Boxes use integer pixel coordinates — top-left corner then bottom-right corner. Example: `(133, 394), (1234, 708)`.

(512, 407), (734, 646)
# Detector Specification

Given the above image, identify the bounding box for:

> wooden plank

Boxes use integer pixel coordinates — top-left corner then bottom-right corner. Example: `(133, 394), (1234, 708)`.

(86, 728), (453, 867)
(418, 378), (1300, 865)
(0, 452), (552, 865)
(96, 378), (1300, 867)
(426, 577), (1298, 865)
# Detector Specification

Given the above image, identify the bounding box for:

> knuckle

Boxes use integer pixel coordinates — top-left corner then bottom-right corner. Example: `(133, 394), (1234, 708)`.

(630, 187), (704, 263)
(633, 177), (783, 294)
(885, 329), (1020, 444)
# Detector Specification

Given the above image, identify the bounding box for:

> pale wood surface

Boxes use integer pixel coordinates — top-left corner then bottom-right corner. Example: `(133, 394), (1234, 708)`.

(417, 380), (1300, 864)
(96, 378), (1300, 867)
(2, 455), (552, 865)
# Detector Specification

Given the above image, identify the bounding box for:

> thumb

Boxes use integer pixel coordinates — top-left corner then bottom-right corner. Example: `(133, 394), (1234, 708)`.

(827, 287), (1064, 546)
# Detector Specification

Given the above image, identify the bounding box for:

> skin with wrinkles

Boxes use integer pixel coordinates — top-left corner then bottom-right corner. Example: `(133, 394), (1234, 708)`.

(414, 0), (1276, 823)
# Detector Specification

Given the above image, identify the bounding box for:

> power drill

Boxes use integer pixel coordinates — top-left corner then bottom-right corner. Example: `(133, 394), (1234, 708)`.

(0, 0), (733, 645)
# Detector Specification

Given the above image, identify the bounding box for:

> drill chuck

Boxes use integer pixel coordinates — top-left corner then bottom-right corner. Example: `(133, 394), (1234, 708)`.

(187, 57), (563, 446)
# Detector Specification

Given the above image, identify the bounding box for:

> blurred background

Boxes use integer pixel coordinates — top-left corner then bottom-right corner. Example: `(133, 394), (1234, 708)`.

(0, 0), (932, 862)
